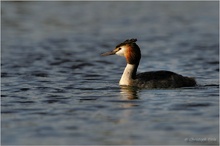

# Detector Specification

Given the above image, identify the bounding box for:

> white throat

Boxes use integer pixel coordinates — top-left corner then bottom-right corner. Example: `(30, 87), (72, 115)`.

(119, 64), (137, 86)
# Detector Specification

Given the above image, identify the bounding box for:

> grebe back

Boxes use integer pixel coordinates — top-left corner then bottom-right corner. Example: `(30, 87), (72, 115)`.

(101, 39), (196, 88)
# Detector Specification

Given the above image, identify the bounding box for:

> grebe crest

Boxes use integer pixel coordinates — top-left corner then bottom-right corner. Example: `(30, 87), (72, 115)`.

(101, 38), (196, 88)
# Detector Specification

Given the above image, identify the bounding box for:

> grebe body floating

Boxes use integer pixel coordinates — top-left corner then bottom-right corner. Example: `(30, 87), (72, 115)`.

(101, 39), (196, 89)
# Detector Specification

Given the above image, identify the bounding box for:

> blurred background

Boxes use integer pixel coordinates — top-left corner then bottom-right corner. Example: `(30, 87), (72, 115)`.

(1, 1), (219, 145)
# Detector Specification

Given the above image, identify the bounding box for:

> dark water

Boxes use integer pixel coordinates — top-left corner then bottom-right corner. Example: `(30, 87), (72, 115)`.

(1, 1), (219, 145)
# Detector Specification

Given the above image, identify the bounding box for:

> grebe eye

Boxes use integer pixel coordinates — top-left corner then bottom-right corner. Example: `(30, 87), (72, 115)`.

(118, 47), (121, 50)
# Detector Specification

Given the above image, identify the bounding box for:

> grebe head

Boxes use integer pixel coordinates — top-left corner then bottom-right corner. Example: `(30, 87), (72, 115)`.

(101, 38), (141, 64)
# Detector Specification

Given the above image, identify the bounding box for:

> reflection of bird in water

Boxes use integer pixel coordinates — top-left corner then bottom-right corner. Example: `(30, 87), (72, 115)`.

(120, 86), (139, 100)
(101, 39), (196, 88)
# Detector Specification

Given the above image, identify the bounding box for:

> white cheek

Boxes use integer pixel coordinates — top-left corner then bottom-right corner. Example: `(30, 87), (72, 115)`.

(116, 47), (125, 56)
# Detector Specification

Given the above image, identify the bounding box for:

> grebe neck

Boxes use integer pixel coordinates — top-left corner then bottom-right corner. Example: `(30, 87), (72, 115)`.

(119, 63), (139, 86)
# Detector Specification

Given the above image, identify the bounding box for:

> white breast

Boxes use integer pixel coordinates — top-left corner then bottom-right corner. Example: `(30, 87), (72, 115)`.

(119, 64), (136, 86)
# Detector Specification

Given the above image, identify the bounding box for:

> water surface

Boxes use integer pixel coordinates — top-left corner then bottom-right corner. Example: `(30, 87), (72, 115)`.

(1, 1), (219, 145)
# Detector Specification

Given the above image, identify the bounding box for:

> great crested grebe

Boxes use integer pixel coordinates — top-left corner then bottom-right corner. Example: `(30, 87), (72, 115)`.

(101, 39), (196, 88)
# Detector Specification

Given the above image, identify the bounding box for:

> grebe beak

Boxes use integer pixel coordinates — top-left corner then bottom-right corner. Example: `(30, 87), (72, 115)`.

(101, 49), (117, 56)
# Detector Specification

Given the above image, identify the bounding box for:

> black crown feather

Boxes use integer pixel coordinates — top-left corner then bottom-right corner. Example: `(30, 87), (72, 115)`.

(116, 38), (137, 48)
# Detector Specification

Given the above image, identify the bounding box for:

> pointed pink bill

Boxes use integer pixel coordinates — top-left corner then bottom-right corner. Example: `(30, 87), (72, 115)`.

(101, 50), (116, 56)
